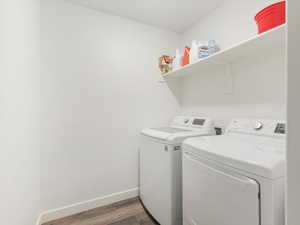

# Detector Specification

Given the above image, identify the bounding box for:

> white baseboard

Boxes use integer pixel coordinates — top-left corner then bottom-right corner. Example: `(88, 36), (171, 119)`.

(38, 187), (139, 224)
(36, 215), (42, 225)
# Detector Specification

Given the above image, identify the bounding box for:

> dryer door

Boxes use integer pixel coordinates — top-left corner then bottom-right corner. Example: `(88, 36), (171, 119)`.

(183, 151), (260, 225)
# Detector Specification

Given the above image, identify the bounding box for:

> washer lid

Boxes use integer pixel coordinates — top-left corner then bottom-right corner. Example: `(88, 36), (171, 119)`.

(151, 127), (190, 133)
(141, 127), (213, 144)
(183, 134), (286, 179)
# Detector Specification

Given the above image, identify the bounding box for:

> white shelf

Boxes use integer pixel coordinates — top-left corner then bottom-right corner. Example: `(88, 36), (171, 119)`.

(163, 25), (286, 79)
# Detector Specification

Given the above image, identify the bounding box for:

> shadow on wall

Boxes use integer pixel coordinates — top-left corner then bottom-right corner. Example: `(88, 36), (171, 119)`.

(163, 78), (182, 106)
(165, 49), (285, 108)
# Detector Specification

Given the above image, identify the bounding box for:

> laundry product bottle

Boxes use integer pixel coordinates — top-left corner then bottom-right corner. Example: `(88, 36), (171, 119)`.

(208, 40), (219, 55)
(182, 46), (191, 66)
(198, 42), (209, 59)
(173, 49), (182, 70)
(189, 40), (199, 64)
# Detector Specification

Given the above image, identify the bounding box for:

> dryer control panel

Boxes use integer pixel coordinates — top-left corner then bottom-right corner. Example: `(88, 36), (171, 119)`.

(226, 119), (286, 136)
(274, 123), (285, 134)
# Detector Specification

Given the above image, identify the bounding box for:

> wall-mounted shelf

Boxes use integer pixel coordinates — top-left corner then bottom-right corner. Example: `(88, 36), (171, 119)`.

(162, 25), (286, 80)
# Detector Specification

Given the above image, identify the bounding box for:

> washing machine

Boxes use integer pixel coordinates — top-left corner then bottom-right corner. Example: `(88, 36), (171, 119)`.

(140, 116), (215, 225)
(182, 119), (286, 225)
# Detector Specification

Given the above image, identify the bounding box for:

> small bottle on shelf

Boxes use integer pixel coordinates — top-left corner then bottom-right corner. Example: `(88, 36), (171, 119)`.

(189, 40), (199, 64)
(173, 49), (182, 71)
(208, 40), (220, 55)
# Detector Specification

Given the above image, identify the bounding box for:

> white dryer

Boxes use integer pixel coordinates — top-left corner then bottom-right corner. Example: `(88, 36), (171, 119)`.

(182, 119), (286, 225)
(140, 116), (215, 225)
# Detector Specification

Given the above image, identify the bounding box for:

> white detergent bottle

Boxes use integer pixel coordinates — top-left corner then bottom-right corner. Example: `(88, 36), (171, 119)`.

(189, 40), (198, 64)
(173, 49), (182, 70)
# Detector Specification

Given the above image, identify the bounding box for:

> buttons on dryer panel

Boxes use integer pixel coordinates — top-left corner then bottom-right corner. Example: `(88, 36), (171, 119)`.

(229, 120), (249, 131)
(275, 123), (285, 134)
(228, 120), (265, 133)
(256, 120), (286, 135)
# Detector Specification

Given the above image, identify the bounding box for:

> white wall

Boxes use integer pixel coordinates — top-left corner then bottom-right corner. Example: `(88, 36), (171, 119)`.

(287, 0), (300, 224)
(182, 0), (283, 49)
(178, 0), (286, 128)
(41, 0), (180, 212)
(0, 1), (40, 225)
(40, 0), (288, 220)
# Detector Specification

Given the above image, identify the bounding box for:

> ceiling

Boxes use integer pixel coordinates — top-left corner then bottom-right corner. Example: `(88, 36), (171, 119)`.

(67, 0), (224, 33)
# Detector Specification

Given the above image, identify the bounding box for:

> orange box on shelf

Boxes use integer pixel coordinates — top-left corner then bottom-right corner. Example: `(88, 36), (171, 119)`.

(182, 46), (190, 66)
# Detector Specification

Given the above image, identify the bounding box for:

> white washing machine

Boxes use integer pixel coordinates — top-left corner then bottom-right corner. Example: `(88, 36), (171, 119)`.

(140, 116), (215, 225)
(182, 119), (286, 225)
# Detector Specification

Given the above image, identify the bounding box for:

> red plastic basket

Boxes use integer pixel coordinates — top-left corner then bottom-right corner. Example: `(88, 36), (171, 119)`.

(255, 1), (286, 34)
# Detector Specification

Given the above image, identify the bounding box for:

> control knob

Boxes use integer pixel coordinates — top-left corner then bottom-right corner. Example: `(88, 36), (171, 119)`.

(253, 121), (263, 131)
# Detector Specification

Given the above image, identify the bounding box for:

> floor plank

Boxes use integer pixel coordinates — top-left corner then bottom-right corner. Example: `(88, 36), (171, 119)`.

(43, 197), (159, 225)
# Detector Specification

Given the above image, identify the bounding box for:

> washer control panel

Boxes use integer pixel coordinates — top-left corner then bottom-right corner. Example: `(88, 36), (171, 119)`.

(184, 118), (190, 124)
(192, 118), (206, 126)
(171, 116), (213, 130)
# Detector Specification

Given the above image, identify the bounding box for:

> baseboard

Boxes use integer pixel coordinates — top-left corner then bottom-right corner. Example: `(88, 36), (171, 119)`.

(36, 215), (42, 225)
(38, 187), (139, 224)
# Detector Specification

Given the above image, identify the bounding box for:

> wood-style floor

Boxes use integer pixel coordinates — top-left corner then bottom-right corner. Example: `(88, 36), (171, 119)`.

(43, 197), (159, 225)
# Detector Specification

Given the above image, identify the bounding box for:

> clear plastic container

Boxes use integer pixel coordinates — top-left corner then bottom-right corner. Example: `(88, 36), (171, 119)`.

(198, 42), (209, 59)
(208, 40), (219, 55)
